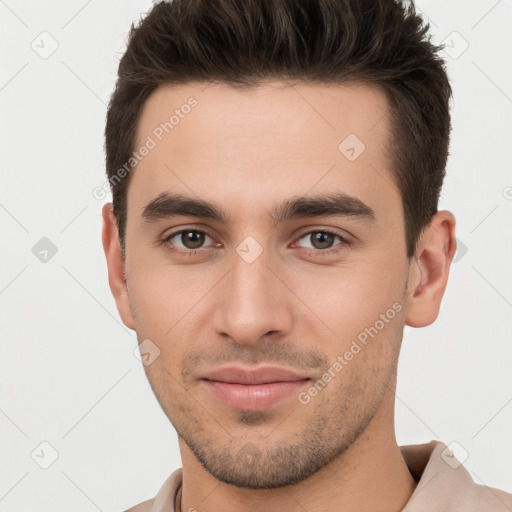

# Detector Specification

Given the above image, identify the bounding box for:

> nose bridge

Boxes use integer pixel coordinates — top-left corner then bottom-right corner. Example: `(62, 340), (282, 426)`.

(214, 246), (292, 344)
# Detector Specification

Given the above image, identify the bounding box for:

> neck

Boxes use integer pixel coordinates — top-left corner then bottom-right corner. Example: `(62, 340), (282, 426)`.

(178, 390), (417, 512)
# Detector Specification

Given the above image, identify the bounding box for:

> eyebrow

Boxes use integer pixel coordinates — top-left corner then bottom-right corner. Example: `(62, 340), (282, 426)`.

(141, 192), (376, 225)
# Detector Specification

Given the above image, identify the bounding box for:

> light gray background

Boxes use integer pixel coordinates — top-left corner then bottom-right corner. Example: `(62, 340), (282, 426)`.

(1, 0), (511, 510)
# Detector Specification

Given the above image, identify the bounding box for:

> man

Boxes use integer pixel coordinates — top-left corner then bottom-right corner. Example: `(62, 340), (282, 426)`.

(101, 0), (512, 510)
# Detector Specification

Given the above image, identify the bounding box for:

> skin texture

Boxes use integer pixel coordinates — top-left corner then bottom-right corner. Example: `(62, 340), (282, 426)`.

(102, 81), (457, 512)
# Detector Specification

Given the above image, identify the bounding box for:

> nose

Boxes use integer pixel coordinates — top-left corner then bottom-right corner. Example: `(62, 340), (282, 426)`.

(213, 249), (293, 346)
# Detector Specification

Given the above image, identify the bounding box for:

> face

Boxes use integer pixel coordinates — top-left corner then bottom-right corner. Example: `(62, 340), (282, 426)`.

(103, 81), (451, 489)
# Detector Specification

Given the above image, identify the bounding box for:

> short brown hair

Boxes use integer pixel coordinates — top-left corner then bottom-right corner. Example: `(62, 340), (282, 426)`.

(105, 0), (452, 259)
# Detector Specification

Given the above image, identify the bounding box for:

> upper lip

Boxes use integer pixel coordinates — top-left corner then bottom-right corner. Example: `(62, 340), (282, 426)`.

(201, 366), (310, 385)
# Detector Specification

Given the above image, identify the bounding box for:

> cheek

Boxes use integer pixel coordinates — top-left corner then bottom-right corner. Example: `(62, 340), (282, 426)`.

(292, 261), (402, 335)
(127, 255), (213, 331)
(127, 260), (216, 384)
(290, 263), (406, 384)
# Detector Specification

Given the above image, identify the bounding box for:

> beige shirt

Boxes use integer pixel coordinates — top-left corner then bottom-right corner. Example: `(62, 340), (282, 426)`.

(126, 440), (512, 511)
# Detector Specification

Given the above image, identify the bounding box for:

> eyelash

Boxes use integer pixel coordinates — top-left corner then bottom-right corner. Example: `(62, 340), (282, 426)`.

(161, 228), (351, 258)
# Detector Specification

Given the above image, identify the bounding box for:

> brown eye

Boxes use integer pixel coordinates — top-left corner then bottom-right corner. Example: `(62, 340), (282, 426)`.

(179, 231), (206, 249)
(292, 229), (351, 256)
(309, 232), (337, 250)
(164, 229), (215, 253)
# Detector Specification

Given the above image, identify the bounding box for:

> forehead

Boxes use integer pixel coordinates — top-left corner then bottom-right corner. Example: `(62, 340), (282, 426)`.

(128, 80), (401, 226)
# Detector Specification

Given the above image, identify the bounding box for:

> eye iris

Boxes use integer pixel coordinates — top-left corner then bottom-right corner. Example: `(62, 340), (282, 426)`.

(182, 231), (205, 249)
(311, 232), (335, 250)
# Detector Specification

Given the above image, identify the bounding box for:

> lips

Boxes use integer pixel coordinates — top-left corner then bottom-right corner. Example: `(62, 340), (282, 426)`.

(200, 366), (310, 410)
(201, 366), (309, 384)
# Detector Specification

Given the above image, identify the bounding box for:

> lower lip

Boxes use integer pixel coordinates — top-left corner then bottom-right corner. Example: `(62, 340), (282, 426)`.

(202, 379), (310, 410)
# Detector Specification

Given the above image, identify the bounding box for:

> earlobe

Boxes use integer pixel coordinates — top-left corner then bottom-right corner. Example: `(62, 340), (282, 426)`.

(405, 210), (457, 328)
(101, 203), (135, 330)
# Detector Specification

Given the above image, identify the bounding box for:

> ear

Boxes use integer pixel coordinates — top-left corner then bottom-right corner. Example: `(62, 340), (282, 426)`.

(101, 203), (135, 330)
(405, 210), (457, 328)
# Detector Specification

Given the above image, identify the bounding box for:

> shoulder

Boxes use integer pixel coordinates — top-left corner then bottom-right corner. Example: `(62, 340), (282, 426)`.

(466, 481), (512, 510)
(401, 440), (512, 511)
